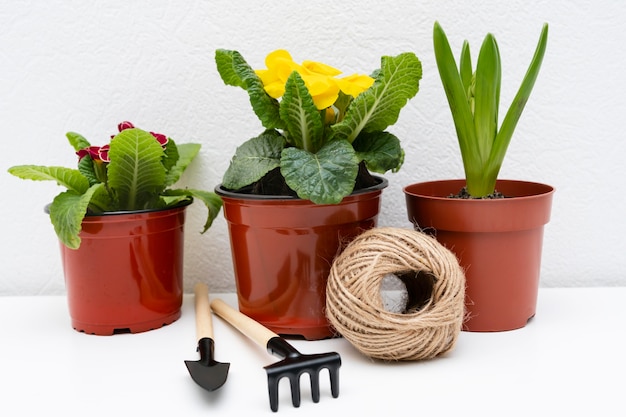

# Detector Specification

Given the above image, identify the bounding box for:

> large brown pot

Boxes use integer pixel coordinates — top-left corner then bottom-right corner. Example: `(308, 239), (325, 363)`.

(216, 177), (388, 340)
(404, 179), (555, 332)
(57, 200), (191, 335)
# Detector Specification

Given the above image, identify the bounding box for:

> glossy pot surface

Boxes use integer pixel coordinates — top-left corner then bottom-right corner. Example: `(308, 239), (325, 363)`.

(404, 179), (555, 331)
(59, 201), (190, 335)
(217, 178), (387, 340)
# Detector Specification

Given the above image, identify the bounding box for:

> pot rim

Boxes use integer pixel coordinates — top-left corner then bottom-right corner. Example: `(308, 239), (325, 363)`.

(44, 197), (193, 217)
(215, 175), (388, 201)
(403, 179), (554, 201)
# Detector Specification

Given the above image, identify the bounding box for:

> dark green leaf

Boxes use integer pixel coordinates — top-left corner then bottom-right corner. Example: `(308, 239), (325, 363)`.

(353, 131), (404, 173)
(280, 72), (324, 152)
(215, 49), (284, 130)
(222, 130), (285, 189)
(77, 155), (99, 186)
(215, 49), (247, 88)
(280, 140), (359, 204)
(332, 52), (422, 143)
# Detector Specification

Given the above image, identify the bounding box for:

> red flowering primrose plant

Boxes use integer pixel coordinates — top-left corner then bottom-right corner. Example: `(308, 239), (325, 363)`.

(8, 122), (222, 249)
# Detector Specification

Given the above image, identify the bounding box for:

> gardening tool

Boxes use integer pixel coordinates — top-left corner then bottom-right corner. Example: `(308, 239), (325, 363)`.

(210, 298), (341, 412)
(184, 283), (230, 391)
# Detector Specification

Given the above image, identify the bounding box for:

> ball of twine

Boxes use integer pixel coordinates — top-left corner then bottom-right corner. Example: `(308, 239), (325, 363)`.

(326, 227), (466, 361)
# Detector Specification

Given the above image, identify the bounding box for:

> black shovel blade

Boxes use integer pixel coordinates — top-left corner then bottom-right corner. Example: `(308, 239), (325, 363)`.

(185, 337), (230, 391)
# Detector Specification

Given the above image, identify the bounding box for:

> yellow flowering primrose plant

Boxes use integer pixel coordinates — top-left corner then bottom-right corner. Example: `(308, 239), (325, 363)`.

(215, 49), (422, 204)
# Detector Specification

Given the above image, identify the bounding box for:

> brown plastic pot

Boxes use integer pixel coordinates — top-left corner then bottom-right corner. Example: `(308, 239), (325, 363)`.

(56, 200), (191, 335)
(404, 179), (554, 332)
(216, 177), (388, 340)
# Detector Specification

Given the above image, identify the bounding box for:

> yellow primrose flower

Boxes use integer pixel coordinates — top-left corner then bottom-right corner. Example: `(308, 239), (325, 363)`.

(298, 71), (340, 109)
(255, 49), (300, 98)
(336, 73), (375, 97)
(301, 60), (342, 76)
(256, 50), (346, 110)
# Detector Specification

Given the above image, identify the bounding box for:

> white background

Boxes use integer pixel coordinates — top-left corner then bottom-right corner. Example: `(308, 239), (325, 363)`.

(2, 0), (624, 295)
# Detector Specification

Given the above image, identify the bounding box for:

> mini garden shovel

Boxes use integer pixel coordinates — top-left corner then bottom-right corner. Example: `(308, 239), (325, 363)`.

(184, 283), (230, 391)
(210, 298), (341, 412)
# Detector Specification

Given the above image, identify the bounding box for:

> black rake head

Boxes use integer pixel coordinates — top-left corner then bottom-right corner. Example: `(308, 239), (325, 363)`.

(264, 337), (341, 412)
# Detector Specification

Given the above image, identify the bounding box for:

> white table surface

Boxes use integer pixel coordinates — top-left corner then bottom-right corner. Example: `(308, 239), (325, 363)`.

(1, 288), (625, 416)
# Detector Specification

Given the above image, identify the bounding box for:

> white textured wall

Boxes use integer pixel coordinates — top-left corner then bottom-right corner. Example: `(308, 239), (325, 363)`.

(2, 0), (625, 295)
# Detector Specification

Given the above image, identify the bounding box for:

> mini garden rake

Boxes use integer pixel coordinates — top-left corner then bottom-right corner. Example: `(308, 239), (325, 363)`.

(210, 298), (341, 412)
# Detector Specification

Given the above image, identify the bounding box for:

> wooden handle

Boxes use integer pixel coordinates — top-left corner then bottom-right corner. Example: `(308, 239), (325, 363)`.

(210, 298), (277, 349)
(193, 282), (214, 341)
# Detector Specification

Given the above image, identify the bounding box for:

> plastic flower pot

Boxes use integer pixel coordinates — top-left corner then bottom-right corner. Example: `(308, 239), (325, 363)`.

(404, 179), (554, 332)
(56, 200), (191, 335)
(216, 177), (388, 340)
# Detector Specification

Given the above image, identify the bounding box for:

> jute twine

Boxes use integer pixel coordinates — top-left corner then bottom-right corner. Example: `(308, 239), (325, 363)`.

(325, 227), (466, 361)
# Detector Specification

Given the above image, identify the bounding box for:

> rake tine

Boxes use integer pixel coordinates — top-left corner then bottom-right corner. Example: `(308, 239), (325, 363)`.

(267, 374), (280, 412)
(330, 365), (340, 398)
(289, 375), (301, 407)
(310, 371), (321, 403)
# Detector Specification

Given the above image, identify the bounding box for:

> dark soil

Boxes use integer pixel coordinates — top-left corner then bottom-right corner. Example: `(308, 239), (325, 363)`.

(449, 187), (507, 199)
(230, 161), (379, 197)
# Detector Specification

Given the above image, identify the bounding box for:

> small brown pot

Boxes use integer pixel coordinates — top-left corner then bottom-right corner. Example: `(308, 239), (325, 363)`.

(404, 179), (555, 332)
(57, 201), (191, 335)
(216, 177), (388, 340)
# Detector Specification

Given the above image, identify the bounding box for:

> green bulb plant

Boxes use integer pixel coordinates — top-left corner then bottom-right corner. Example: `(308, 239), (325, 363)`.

(215, 49), (422, 204)
(8, 121), (223, 249)
(433, 21), (549, 198)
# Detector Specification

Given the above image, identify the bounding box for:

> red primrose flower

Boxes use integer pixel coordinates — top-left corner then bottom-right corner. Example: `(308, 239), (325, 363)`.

(77, 121), (168, 162)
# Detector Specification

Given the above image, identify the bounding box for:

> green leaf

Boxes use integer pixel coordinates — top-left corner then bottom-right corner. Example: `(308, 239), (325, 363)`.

(353, 131), (404, 173)
(280, 140), (359, 204)
(77, 156), (100, 186)
(222, 130), (285, 189)
(86, 183), (114, 212)
(162, 138), (180, 184)
(484, 23), (549, 191)
(331, 52), (422, 143)
(164, 189), (223, 233)
(48, 183), (104, 249)
(8, 165), (90, 194)
(215, 49), (246, 89)
(215, 49), (284, 130)
(106, 128), (166, 210)
(66, 131), (91, 151)
(433, 21), (481, 186)
(164, 141), (200, 186)
(473, 34), (501, 164)
(459, 41), (473, 95)
(280, 71), (324, 152)
(434, 21), (548, 197)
